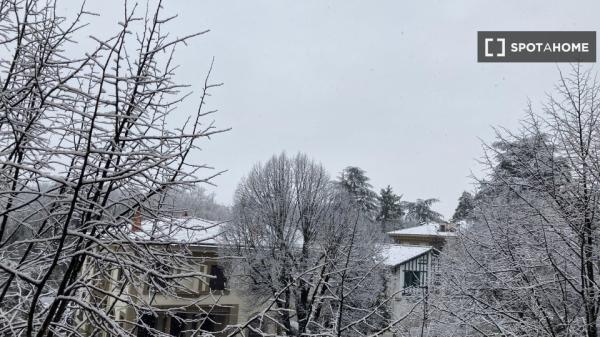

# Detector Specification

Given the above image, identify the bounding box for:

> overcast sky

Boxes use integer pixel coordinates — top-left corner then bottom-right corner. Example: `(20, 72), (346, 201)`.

(80, 1), (600, 218)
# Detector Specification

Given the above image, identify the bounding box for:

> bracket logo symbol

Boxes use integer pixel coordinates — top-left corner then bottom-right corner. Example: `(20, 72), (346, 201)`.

(484, 38), (506, 57)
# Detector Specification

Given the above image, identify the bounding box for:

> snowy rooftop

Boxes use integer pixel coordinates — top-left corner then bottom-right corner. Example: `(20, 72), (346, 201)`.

(382, 244), (432, 266)
(387, 222), (457, 237)
(131, 217), (226, 245)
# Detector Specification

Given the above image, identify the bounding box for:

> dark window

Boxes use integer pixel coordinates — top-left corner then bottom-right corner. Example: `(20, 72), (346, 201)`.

(209, 265), (227, 291)
(403, 270), (422, 289)
(200, 312), (228, 334)
(168, 312), (203, 336)
(137, 313), (156, 337)
(169, 313), (185, 337)
(149, 262), (170, 290)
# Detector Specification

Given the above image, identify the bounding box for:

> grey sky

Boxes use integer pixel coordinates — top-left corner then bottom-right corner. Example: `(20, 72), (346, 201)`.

(80, 1), (600, 218)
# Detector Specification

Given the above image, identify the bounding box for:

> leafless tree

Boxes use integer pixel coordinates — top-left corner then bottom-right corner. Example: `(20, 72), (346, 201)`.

(0, 1), (228, 336)
(222, 153), (392, 336)
(430, 65), (600, 337)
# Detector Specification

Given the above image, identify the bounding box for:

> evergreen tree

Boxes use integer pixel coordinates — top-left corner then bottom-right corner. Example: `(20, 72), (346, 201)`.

(451, 191), (474, 223)
(376, 185), (403, 231)
(473, 134), (569, 209)
(403, 198), (443, 224)
(337, 166), (378, 217)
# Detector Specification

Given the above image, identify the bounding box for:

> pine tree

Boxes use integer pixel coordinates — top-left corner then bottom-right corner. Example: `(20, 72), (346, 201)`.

(451, 191), (474, 223)
(376, 185), (403, 232)
(337, 166), (378, 217)
(403, 198), (443, 224)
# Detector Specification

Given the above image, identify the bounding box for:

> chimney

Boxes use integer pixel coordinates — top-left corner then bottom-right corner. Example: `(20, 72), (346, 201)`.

(132, 208), (142, 232)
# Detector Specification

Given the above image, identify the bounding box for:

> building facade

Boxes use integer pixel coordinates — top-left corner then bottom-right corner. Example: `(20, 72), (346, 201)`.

(381, 221), (459, 335)
(81, 218), (260, 337)
(86, 219), (458, 336)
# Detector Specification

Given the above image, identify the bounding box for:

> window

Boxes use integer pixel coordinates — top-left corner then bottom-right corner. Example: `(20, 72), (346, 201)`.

(169, 313), (187, 337)
(169, 312), (203, 337)
(199, 312), (228, 334)
(148, 262), (170, 291)
(209, 264), (227, 291)
(136, 313), (156, 337)
(403, 270), (422, 289)
(167, 310), (229, 336)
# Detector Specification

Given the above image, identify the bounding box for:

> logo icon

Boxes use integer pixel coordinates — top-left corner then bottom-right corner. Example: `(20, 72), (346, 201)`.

(478, 31), (596, 63)
(484, 38), (505, 57)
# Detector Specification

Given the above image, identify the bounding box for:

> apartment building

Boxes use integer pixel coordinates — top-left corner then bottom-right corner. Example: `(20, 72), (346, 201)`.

(83, 217), (256, 337)
(89, 219), (458, 336)
(382, 221), (459, 326)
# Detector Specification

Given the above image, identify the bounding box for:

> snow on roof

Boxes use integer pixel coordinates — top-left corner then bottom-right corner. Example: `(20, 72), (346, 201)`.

(132, 217), (226, 245)
(382, 244), (432, 266)
(387, 222), (457, 237)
